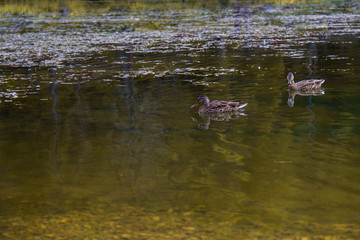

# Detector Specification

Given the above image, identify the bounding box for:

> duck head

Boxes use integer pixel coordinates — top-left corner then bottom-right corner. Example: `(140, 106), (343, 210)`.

(287, 72), (295, 85)
(191, 95), (210, 108)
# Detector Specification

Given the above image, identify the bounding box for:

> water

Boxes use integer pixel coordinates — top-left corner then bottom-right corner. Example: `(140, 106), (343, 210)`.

(0, 1), (360, 239)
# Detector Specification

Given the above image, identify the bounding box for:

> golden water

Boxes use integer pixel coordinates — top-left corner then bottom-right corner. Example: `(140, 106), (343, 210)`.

(0, 2), (360, 239)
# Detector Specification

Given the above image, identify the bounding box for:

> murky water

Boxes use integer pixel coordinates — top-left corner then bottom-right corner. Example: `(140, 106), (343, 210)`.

(1, 1), (360, 239)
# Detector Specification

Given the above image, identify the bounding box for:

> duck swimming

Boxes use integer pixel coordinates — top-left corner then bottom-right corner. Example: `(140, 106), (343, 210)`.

(287, 72), (325, 91)
(191, 95), (247, 114)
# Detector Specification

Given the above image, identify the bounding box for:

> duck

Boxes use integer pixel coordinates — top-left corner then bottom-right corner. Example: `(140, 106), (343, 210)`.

(191, 95), (247, 114)
(287, 72), (325, 91)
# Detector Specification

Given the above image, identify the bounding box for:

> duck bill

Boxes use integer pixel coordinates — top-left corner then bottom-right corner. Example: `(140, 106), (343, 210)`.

(191, 102), (199, 108)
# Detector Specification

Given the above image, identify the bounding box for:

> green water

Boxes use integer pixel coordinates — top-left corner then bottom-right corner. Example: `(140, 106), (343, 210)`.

(1, 1), (360, 239)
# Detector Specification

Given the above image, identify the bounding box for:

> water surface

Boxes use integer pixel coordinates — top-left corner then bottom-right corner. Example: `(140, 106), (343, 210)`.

(0, 1), (360, 239)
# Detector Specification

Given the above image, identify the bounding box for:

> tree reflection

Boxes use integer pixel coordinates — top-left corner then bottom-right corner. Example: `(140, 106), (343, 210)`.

(49, 67), (62, 180)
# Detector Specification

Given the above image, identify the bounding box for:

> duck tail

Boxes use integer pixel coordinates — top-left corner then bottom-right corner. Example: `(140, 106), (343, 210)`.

(238, 103), (248, 109)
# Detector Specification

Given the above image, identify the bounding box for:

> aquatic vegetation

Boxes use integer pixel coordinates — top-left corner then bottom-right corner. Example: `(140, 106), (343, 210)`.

(0, 2), (360, 70)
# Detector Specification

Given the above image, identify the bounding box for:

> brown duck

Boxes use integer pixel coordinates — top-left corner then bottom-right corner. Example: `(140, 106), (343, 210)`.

(191, 95), (247, 114)
(287, 72), (325, 91)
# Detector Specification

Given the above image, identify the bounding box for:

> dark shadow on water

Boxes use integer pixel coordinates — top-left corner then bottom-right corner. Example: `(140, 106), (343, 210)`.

(49, 68), (62, 182)
(305, 43), (319, 78)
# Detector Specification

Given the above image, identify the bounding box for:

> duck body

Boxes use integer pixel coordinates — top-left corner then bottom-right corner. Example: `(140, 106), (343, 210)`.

(191, 95), (247, 114)
(287, 72), (325, 91)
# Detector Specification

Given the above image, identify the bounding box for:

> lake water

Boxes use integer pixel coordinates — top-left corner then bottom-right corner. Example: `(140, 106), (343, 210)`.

(0, 1), (360, 239)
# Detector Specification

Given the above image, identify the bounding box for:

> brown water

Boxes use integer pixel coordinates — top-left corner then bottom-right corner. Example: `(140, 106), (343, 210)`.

(0, 1), (360, 239)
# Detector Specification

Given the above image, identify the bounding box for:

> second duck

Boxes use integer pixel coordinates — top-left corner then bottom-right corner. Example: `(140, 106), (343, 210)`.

(287, 72), (325, 91)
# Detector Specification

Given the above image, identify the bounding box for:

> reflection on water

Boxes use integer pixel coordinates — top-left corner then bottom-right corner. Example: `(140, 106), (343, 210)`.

(1, 53), (360, 239)
(192, 111), (247, 130)
(1, 3), (360, 240)
(1, 47), (359, 238)
(287, 89), (325, 107)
